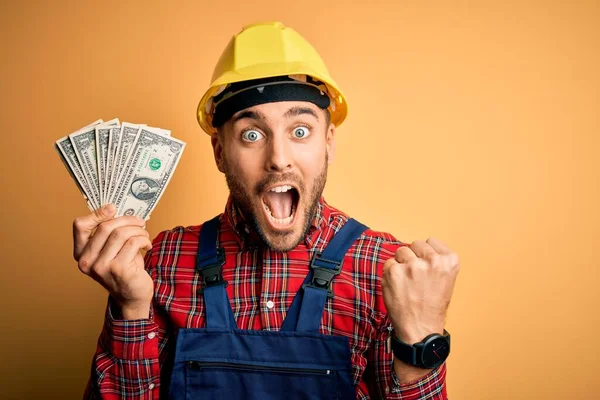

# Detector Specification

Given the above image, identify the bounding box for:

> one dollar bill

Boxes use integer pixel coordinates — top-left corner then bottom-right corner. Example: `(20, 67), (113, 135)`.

(55, 119), (105, 210)
(113, 128), (186, 219)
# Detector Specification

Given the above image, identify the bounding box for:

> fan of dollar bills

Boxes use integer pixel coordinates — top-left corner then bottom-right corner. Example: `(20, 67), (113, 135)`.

(55, 118), (186, 220)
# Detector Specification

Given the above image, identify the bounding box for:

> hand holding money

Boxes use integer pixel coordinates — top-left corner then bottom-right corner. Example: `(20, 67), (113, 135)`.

(56, 118), (185, 318)
(73, 205), (153, 319)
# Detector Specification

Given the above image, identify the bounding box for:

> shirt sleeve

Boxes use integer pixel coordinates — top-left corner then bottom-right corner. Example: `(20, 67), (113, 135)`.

(83, 233), (169, 400)
(364, 318), (447, 399)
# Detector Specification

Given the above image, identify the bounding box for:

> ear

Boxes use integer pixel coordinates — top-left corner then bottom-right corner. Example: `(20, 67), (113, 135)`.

(326, 122), (336, 165)
(211, 132), (225, 173)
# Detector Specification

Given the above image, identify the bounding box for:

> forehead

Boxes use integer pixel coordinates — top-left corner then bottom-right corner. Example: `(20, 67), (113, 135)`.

(230, 101), (323, 124)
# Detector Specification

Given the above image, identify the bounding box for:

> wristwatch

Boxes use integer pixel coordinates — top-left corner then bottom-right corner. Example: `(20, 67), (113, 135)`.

(391, 330), (451, 369)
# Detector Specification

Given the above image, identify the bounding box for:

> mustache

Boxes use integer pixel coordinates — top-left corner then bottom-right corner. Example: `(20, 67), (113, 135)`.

(254, 173), (305, 196)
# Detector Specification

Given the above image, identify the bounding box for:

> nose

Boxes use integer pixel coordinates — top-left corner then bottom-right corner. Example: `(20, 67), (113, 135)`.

(265, 133), (293, 172)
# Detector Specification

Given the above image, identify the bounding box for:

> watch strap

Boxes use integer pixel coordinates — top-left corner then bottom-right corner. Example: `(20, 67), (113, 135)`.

(391, 330), (450, 368)
(391, 334), (420, 366)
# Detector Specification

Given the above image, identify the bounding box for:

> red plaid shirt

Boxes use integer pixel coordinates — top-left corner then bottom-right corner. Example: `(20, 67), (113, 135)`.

(84, 197), (447, 399)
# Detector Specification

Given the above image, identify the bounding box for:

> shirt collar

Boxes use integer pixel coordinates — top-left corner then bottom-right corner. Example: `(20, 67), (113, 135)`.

(223, 195), (331, 249)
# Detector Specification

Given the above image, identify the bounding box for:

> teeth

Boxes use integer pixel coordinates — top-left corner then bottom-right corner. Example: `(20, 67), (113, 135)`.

(263, 204), (295, 224)
(270, 185), (293, 193)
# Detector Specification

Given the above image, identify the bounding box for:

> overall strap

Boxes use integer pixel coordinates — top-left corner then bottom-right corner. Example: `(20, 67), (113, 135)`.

(196, 215), (237, 330)
(281, 218), (368, 333)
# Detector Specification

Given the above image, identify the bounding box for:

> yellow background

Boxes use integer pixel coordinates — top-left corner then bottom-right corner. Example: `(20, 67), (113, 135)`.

(1, 1), (598, 399)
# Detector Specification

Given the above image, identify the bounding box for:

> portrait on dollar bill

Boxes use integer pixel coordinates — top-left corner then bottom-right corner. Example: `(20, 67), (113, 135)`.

(130, 177), (159, 201)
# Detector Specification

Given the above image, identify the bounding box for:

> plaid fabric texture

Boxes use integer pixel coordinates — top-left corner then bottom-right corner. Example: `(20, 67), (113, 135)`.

(84, 197), (447, 399)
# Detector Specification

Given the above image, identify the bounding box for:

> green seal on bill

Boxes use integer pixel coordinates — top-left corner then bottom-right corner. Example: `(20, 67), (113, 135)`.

(149, 158), (161, 170)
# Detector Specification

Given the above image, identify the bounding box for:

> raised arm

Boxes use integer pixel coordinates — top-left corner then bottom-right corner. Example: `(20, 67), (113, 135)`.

(73, 205), (166, 399)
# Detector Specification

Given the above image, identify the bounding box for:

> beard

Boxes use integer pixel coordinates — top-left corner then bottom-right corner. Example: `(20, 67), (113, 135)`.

(222, 154), (328, 252)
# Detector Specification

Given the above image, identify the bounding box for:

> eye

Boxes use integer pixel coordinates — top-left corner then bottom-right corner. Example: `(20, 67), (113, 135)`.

(293, 126), (310, 139)
(242, 129), (264, 142)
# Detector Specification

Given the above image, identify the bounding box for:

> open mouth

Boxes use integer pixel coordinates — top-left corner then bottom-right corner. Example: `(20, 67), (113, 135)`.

(261, 184), (300, 228)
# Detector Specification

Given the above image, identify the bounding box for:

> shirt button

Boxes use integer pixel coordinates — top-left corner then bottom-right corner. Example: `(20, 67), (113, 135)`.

(266, 300), (274, 309)
(385, 387), (390, 394)
(149, 383), (155, 390)
(147, 332), (156, 339)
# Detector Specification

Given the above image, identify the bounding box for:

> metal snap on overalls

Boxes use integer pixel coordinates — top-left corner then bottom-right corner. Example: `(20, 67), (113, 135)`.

(168, 216), (368, 399)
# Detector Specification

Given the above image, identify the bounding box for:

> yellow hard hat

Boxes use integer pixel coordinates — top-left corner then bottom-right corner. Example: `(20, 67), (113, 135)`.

(197, 21), (348, 135)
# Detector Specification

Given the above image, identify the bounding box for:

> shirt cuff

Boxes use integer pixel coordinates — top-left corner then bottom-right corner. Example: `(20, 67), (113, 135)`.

(389, 362), (447, 395)
(104, 298), (160, 361)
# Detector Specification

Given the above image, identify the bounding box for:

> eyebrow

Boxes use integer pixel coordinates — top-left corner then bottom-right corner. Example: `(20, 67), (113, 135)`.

(231, 110), (266, 123)
(284, 106), (320, 121)
(231, 106), (320, 124)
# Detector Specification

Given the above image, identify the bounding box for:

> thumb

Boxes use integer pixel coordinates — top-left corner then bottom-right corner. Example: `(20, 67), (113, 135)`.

(91, 204), (117, 224)
(73, 204), (117, 259)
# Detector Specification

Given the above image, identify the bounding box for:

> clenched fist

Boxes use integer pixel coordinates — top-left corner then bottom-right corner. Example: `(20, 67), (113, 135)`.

(382, 238), (460, 345)
(73, 204), (154, 320)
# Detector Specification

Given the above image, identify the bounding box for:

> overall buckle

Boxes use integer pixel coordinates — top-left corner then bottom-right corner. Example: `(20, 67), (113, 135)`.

(198, 248), (227, 293)
(303, 252), (342, 298)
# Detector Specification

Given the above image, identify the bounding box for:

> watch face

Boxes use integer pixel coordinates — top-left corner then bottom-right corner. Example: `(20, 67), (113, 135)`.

(421, 336), (450, 368)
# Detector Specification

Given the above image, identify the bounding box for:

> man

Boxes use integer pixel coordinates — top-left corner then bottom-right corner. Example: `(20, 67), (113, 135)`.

(75, 22), (459, 399)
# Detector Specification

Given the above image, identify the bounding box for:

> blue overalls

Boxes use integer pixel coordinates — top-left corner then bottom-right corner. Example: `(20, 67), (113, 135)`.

(168, 216), (367, 399)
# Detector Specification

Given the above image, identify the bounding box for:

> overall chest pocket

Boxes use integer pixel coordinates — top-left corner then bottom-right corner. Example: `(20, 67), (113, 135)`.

(185, 360), (339, 400)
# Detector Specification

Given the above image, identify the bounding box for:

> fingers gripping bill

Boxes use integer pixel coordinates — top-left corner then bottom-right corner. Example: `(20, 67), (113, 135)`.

(72, 204), (154, 319)
(55, 119), (186, 219)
